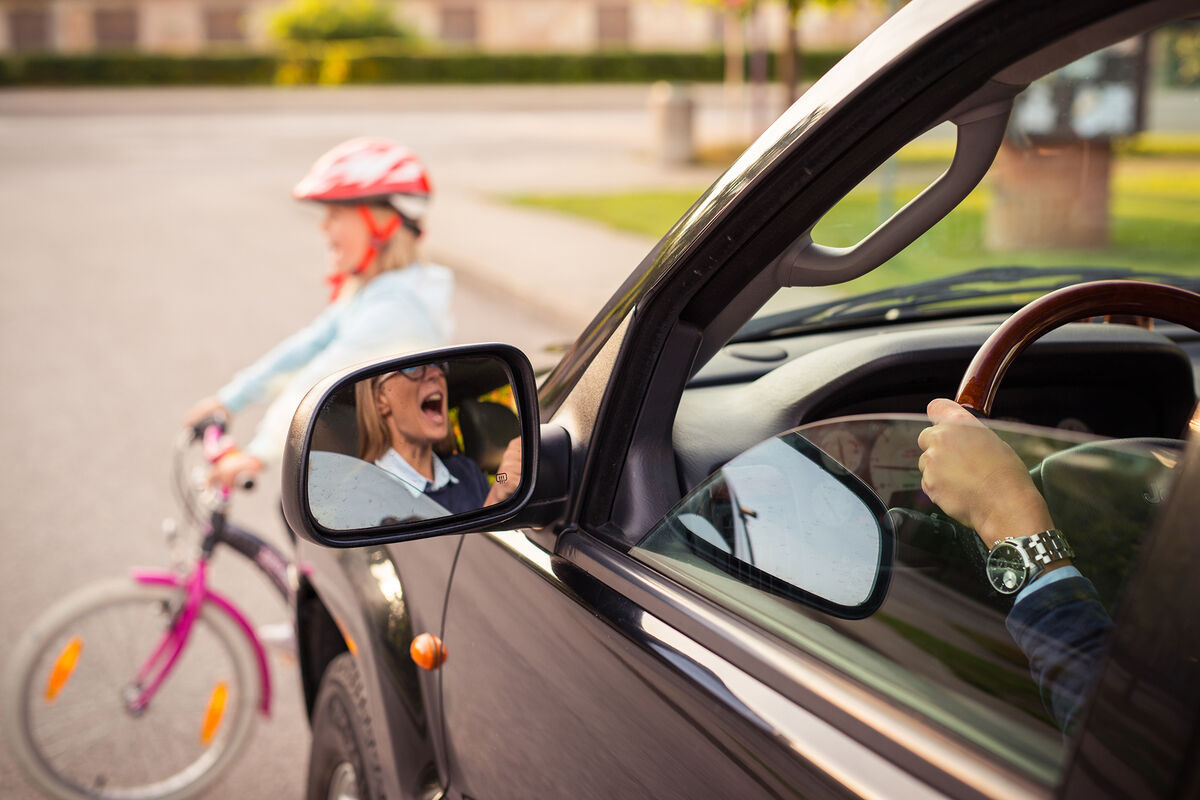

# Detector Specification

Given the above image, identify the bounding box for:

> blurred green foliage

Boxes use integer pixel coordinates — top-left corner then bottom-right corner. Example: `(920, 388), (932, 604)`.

(1164, 21), (1200, 87)
(0, 53), (279, 85)
(0, 46), (848, 86)
(267, 0), (413, 43)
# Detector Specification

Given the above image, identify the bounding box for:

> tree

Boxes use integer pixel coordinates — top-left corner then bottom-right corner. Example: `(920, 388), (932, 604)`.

(695, 0), (882, 105)
(268, 0), (413, 43)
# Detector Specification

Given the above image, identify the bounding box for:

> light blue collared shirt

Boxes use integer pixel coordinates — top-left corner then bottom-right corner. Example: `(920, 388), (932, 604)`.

(375, 448), (460, 494)
(1016, 565), (1083, 605)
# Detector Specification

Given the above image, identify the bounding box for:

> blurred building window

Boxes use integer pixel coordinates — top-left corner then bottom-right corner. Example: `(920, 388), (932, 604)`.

(596, 4), (630, 48)
(8, 7), (50, 52)
(440, 5), (477, 45)
(94, 7), (138, 49)
(204, 7), (246, 43)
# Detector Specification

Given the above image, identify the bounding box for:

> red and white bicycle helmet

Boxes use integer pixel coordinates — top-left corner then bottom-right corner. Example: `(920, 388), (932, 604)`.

(295, 138), (433, 298)
(294, 137), (432, 235)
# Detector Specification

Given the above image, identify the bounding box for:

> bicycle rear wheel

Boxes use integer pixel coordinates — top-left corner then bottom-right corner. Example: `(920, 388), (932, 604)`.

(3, 578), (260, 800)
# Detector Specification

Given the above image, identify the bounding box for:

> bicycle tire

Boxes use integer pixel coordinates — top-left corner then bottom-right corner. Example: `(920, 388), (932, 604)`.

(3, 578), (260, 800)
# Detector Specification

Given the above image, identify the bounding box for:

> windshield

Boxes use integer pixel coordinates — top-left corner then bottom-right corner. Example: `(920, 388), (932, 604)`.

(747, 27), (1200, 337)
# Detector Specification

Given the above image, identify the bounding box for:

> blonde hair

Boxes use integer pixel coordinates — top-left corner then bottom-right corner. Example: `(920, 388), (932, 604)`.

(371, 207), (418, 274)
(354, 371), (459, 465)
(355, 378), (392, 463)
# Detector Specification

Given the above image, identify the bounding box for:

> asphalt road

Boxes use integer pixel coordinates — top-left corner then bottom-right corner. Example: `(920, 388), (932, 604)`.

(0, 86), (680, 800)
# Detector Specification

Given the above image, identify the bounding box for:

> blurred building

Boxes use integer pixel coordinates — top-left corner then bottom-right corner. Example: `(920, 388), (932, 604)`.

(0, 0), (881, 55)
(0, 1), (274, 52)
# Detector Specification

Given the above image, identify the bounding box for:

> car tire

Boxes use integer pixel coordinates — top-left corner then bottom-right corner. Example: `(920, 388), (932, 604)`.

(306, 653), (385, 800)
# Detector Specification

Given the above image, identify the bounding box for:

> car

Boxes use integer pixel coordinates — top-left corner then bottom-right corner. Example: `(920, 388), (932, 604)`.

(280, 1), (1200, 798)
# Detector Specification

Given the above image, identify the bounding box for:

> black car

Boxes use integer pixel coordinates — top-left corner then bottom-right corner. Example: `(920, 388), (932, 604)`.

(282, 1), (1200, 798)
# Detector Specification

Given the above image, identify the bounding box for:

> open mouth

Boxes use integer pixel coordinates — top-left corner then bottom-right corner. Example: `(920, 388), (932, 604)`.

(421, 392), (445, 423)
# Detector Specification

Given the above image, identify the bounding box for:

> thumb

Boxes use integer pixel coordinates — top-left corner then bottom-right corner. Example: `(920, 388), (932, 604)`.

(926, 397), (980, 426)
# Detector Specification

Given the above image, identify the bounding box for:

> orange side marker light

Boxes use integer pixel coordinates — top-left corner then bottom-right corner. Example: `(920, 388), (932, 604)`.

(200, 682), (229, 746)
(410, 633), (448, 671)
(44, 637), (83, 702)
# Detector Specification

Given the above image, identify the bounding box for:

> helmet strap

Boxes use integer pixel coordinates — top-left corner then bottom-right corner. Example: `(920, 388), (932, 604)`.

(326, 205), (404, 302)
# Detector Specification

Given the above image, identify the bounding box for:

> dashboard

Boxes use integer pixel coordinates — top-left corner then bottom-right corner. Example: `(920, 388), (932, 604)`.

(673, 317), (1198, 492)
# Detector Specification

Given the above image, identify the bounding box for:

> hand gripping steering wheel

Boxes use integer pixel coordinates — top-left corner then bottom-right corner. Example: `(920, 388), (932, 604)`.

(955, 280), (1200, 417)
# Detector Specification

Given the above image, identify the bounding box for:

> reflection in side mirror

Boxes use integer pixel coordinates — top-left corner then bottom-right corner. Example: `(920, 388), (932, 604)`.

(637, 431), (893, 619)
(306, 354), (524, 532)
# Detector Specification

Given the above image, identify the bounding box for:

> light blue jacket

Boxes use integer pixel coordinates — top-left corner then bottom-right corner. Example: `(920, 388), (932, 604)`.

(218, 264), (453, 464)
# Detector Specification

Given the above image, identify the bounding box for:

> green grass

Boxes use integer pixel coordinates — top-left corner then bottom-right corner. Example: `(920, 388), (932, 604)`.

(508, 189), (701, 240)
(505, 151), (1200, 297)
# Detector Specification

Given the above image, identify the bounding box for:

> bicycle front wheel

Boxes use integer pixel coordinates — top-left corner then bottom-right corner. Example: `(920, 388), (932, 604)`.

(3, 578), (260, 800)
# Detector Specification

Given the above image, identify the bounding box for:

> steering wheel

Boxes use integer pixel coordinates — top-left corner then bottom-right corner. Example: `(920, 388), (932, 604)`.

(956, 280), (1200, 416)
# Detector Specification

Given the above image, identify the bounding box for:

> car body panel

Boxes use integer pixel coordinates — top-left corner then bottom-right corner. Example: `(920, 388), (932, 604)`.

(439, 530), (952, 800)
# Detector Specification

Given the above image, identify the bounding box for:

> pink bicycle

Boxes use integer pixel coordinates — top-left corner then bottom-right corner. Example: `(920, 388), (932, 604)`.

(3, 419), (295, 800)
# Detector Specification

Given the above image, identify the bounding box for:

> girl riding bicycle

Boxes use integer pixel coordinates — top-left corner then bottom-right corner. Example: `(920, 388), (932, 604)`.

(186, 137), (454, 489)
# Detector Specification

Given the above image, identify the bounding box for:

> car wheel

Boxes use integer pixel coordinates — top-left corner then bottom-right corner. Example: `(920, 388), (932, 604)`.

(306, 653), (384, 800)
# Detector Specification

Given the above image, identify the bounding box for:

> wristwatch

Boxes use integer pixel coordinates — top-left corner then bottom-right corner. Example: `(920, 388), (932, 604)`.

(985, 528), (1074, 595)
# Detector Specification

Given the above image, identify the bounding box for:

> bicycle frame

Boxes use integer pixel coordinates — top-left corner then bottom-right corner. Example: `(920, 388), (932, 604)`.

(130, 564), (273, 717)
(120, 424), (298, 721)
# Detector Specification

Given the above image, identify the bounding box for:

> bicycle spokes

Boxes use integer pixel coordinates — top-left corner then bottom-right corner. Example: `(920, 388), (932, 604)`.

(201, 682), (229, 745)
(43, 636), (83, 702)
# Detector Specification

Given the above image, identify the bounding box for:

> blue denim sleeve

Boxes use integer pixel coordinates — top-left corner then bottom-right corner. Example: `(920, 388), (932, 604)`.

(1006, 576), (1112, 734)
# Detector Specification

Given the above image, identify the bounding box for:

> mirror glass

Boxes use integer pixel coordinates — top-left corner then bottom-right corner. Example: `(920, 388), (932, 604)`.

(307, 355), (523, 531)
(636, 431), (891, 615)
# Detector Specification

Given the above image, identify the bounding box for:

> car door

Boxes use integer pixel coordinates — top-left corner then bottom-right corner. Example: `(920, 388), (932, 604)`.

(437, 525), (928, 800)
(438, 419), (1200, 800)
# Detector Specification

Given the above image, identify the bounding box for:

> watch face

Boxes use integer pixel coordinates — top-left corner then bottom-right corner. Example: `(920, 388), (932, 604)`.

(987, 542), (1029, 595)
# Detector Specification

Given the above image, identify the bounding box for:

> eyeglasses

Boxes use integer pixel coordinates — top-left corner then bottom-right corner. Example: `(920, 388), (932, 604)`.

(400, 362), (448, 380)
(372, 362), (448, 389)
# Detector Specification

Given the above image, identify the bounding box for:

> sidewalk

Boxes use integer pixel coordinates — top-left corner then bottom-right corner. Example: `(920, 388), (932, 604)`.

(422, 190), (668, 334)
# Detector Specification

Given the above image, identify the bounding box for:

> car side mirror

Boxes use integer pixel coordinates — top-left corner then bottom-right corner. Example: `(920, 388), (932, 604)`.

(637, 430), (894, 619)
(282, 344), (541, 547)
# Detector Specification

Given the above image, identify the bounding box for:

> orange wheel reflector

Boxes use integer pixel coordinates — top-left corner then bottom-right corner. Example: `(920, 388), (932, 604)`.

(44, 637), (83, 702)
(200, 682), (229, 746)
(410, 633), (447, 671)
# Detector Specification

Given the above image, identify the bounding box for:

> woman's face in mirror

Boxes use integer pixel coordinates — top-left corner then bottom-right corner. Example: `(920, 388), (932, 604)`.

(374, 364), (449, 448)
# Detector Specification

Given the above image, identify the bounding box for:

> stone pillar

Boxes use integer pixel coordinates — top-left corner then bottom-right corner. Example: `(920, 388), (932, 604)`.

(649, 81), (697, 166)
(985, 138), (1113, 251)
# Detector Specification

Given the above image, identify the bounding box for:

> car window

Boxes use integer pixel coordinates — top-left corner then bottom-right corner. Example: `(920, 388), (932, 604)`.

(632, 415), (1182, 784)
(751, 25), (1200, 332)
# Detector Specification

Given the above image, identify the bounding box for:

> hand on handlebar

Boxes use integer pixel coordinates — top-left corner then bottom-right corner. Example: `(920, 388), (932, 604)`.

(917, 398), (1054, 548)
(184, 397), (231, 434)
(208, 450), (262, 492)
(197, 424), (260, 491)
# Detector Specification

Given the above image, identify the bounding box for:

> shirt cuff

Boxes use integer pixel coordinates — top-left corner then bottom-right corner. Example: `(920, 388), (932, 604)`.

(1015, 565), (1082, 605)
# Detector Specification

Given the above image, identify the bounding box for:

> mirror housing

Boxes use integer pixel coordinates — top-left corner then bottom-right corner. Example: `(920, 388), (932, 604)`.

(282, 343), (546, 547)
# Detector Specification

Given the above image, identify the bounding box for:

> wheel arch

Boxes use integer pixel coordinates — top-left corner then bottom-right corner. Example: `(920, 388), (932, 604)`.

(296, 579), (350, 718)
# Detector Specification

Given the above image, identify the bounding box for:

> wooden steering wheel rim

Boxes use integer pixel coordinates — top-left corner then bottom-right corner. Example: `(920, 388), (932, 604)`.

(955, 280), (1200, 417)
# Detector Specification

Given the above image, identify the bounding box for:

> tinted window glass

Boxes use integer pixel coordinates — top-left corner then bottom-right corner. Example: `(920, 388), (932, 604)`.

(635, 415), (1181, 783)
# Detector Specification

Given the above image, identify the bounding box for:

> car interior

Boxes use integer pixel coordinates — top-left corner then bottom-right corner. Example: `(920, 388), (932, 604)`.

(618, 3), (1198, 783)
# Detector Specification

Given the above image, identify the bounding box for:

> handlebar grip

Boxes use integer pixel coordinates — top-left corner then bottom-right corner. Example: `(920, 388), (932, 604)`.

(192, 414), (228, 442)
